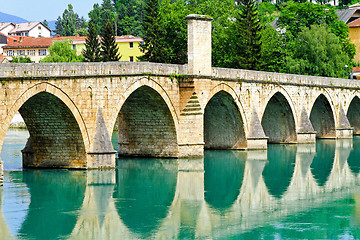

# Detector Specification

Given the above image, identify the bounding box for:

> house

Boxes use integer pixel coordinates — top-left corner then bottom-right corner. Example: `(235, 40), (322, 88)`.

(2, 34), (144, 63)
(8, 22), (51, 38)
(0, 54), (9, 63)
(0, 33), (7, 54)
(2, 37), (52, 62)
(337, 4), (360, 24)
(0, 23), (15, 36)
(348, 17), (360, 62)
(54, 35), (144, 62)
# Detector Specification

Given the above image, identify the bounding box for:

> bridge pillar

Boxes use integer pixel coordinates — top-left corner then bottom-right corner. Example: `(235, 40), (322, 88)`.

(87, 108), (116, 168)
(297, 107), (316, 144)
(247, 108), (268, 150)
(336, 105), (353, 139)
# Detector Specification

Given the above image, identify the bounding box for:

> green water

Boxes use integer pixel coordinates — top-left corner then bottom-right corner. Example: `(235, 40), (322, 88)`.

(1, 129), (360, 239)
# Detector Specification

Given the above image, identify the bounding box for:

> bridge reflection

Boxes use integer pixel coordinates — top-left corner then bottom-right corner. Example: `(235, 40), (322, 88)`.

(1, 139), (360, 239)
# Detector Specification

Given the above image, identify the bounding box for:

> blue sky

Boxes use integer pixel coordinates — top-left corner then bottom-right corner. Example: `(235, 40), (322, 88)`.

(0, 0), (101, 21)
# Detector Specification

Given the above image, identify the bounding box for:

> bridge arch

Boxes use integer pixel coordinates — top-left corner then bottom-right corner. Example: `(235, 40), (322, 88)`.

(346, 96), (360, 135)
(0, 82), (89, 168)
(261, 91), (297, 143)
(203, 84), (247, 149)
(310, 93), (336, 138)
(113, 77), (179, 157)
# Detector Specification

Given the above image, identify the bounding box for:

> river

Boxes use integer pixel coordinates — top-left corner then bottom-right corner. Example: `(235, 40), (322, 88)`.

(1, 129), (360, 239)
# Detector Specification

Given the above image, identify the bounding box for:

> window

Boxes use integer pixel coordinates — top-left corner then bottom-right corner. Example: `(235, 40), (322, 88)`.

(17, 50), (25, 56)
(27, 50), (35, 56)
(129, 42), (133, 48)
(73, 44), (76, 50)
(129, 56), (134, 62)
(38, 26), (41, 30)
(6, 50), (14, 56)
(39, 49), (47, 56)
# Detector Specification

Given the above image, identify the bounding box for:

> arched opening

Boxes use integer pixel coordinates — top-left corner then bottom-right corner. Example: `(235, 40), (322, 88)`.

(117, 86), (178, 158)
(204, 151), (245, 211)
(16, 92), (87, 168)
(204, 91), (246, 149)
(263, 145), (297, 198)
(261, 92), (296, 143)
(347, 96), (360, 135)
(310, 94), (336, 138)
(310, 140), (335, 186)
(113, 160), (177, 238)
(1, 92), (87, 170)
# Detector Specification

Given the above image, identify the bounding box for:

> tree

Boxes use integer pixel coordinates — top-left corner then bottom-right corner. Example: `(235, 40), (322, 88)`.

(42, 20), (49, 28)
(114, 0), (143, 36)
(277, 1), (355, 61)
(62, 4), (77, 36)
(83, 21), (101, 62)
(40, 41), (83, 62)
(138, 0), (168, 63)
(54, 16), (63, 36)
(100, 20), (121, 62)
(89, 1), (117, 36)
(12, 56), (32, 63)
(232, 0), (262, 70)
(285, 24), (350, 78)
(259, 24), (285, 72)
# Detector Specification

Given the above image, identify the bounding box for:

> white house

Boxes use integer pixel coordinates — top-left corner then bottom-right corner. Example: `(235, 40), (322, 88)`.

(8, 22), (50, 38)
(0, 23), (15, 36)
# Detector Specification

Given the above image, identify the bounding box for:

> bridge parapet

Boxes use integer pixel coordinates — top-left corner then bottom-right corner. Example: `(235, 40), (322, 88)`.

(0, 62), (187, 79)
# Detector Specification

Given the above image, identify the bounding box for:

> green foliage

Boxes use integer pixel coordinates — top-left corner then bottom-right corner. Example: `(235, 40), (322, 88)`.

(12, 56), (32, 63)
(285, 24), (350, 78)
(277, 1), (355, 61)
(40, 41), (83, 62)
(114, 0), (143, 37)
(62, 4), (77, 36)
(83, 21), (101, 62)
(160, 0), (190, 64)
(89, 0), (117, 36)
(260, 24), (285, 72)
(42, 20), (49, 28)
(138, 0), (169, 63)
(101, 20), (121, 62)
(258, 2), (279, 23)
(232, 0), (262, 70)
(55, 4), (88, 36)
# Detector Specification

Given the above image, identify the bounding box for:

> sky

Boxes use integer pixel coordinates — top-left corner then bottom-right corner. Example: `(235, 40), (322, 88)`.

(0, 0), (101, 21)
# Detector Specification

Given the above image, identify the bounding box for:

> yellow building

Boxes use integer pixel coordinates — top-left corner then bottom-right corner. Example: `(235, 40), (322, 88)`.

(55, 35), (143, 62)
(349, 18), (360, 63)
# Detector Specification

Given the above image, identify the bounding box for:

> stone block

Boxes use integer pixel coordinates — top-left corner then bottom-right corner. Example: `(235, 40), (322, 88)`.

(336, 128), (353, 139)
(297, 132), (316, 144)
(247, 138), (268, 150)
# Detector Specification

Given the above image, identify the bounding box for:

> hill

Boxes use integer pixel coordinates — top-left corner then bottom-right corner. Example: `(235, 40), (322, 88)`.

(0, 12), (28, 24)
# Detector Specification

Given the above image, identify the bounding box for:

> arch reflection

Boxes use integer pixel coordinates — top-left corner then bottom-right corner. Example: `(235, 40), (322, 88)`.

(204, 151), (246, 211)
(114, 159), (177, 238)
(347, 137), (360, 175)
(310, 140), (336, 186)
(263, 145), (297, 198)
(19, 170), (87, 240)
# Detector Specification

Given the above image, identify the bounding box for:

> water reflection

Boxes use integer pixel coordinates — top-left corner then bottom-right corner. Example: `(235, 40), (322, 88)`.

(114, 159), (178, 238)
(18, 170), (86, 240)
(311, 140), (336, 186)
(348, 137), (360, 174)
(204, 151), (246, 211)
(263, 144), (297, 198)
(1, 130), (360, 239)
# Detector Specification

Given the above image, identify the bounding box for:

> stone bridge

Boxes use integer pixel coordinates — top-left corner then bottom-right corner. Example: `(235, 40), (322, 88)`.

(1, 15), (360, 182)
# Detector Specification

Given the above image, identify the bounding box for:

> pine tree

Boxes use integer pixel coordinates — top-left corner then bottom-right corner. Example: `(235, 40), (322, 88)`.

(83, 21), (101, 62)
(233, 0), (262, 70)
(138, 0), (168, 63)
(101, 19), (121, 62)
(54, 16), (63, 36)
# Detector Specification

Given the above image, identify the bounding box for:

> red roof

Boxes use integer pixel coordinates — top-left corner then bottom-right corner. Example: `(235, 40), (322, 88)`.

(3, 37), (53, 49)
(348, 18), (360, 27)
(353, 67), (360, 72)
